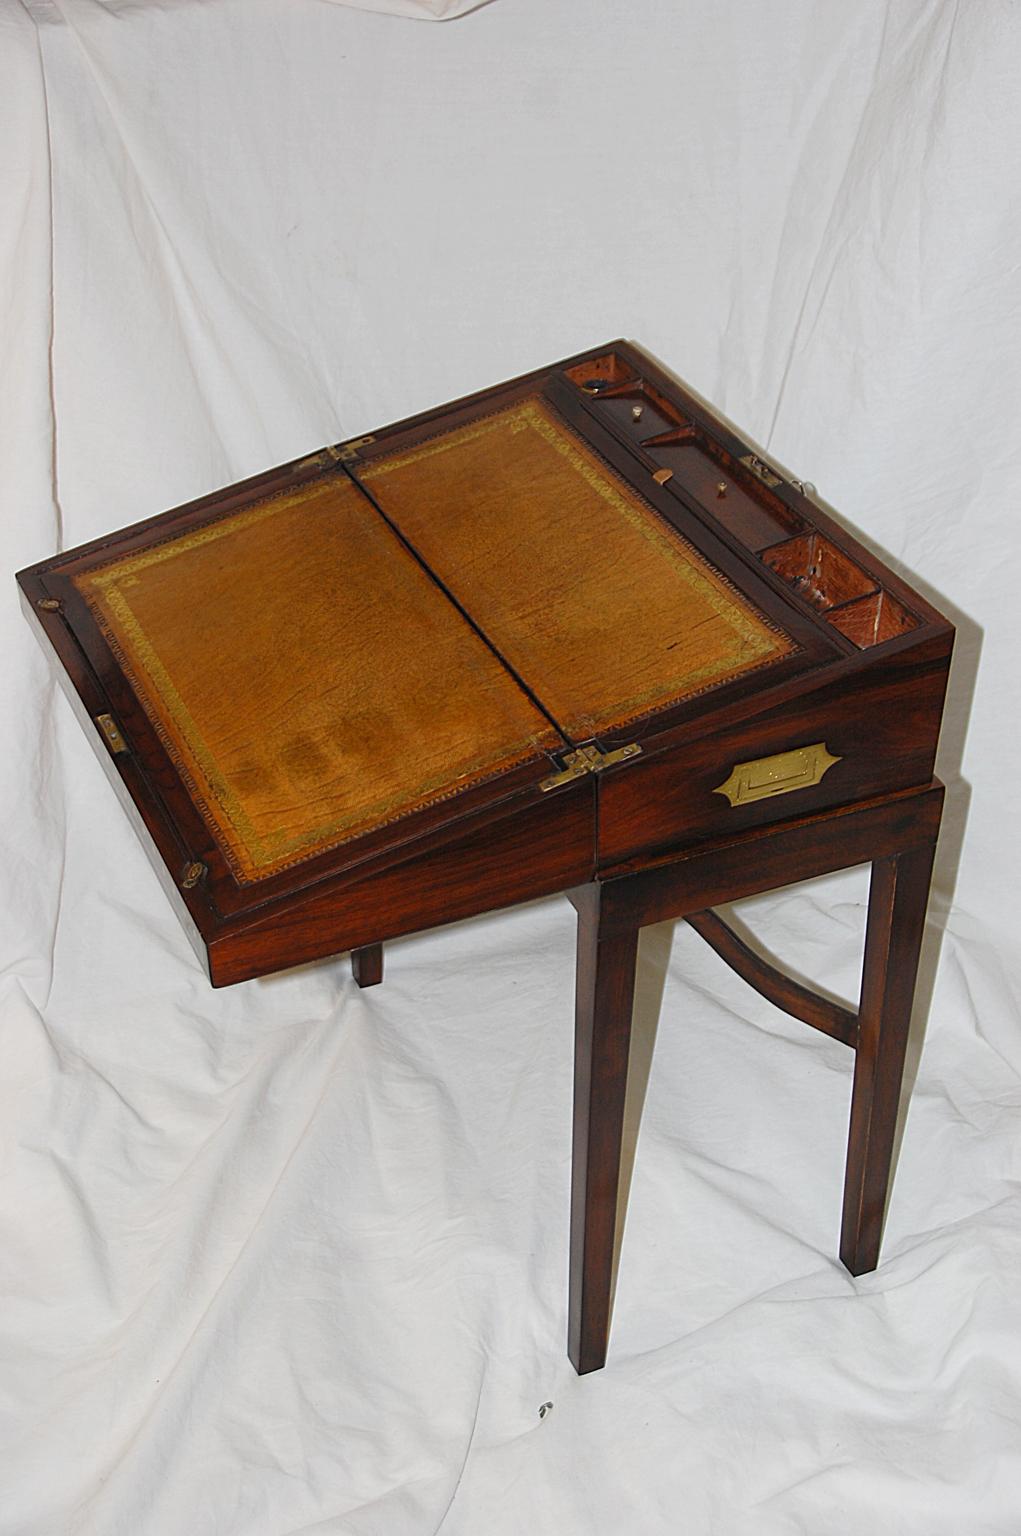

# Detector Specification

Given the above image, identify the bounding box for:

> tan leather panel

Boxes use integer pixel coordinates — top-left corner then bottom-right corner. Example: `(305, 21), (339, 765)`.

(361, 399), (793, 738)
(75, 476), (561, 883)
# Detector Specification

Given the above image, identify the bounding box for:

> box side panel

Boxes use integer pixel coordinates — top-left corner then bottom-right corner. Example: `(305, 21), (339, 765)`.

(597, 640), (952, 868)
(208, 778), (596, 985)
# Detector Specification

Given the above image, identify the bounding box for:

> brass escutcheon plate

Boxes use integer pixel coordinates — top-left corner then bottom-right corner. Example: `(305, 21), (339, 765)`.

(714, 742), (841, 807)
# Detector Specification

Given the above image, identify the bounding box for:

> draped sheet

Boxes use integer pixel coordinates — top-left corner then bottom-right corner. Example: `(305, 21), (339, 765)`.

(2, 1), (1019, 1531)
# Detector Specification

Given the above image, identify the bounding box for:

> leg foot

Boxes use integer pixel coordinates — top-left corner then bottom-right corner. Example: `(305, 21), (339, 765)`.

(351, 942), (383, 989)
(841, 842), (936, 1274)
(569, 885), (640, 1374)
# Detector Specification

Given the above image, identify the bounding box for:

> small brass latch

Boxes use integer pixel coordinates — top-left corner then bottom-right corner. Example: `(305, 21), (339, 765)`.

(95, 713), (128, 755)
(540, 742), (642, 793)
(714, 742), (841, 807)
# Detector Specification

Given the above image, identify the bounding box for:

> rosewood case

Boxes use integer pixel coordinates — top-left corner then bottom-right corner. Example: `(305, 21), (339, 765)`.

(17, 342), (953, 987)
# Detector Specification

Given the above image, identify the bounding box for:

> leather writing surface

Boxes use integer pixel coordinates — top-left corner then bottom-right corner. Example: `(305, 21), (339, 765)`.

(74, 476), (562, 883)
(360, 399), (794, 739)
(66, 392), (794, 890)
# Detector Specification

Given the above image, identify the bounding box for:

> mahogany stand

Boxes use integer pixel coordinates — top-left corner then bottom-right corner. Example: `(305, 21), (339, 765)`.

(349, 779), (942, 1375)
(565, 779), (942, 1373)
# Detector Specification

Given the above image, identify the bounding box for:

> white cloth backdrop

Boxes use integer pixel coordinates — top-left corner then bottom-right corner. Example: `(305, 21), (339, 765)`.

(2, 1), (1020, 1531)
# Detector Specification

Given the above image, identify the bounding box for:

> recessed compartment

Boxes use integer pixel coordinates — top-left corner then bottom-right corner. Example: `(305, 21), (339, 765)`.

(760, 532), (877, 613)
(645, 439), (806, 551)
(564, 353), (638, 393)
(589, 384), (680, 441)
(828, 590), (920, 648)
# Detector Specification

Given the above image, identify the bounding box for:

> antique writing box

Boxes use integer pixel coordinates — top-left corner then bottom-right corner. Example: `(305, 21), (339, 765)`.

(18, 342), (954, 1371)
(18, 342), (951, 984)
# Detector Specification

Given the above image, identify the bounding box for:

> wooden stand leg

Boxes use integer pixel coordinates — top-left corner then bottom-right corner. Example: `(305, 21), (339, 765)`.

(840, 842), (936, 1274)
(351, 942), (383, 989)
(569, 885), (640, 1374)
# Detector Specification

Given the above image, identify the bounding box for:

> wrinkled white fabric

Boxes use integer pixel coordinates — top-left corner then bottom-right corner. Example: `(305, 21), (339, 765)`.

(1, 1), (1020, 1532)
(320, 0), (493, 17)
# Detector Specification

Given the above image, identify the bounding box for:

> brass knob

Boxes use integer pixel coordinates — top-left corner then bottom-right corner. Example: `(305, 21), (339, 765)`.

(631, 404), (643, 422)
(716, 481), (728, 497)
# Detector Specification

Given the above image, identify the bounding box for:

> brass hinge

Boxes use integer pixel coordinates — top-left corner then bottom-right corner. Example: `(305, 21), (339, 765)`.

(335, 435), (375, 462)
(95, 713), (128, 754)
(739, 453), (784, 488)
(295, 435), (376, 474)
(540, 742), (642, 793)
(738, 452), (817, 499)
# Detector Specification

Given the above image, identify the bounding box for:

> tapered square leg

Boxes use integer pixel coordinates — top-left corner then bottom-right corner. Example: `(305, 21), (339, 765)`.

(351, 943), (383, 988)
(569, 885), (640, 1374)
(841, 841), (937, 1274)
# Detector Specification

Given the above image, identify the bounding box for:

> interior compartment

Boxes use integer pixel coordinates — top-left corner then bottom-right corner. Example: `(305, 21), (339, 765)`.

(760, 532), (877, 612)
(564, 352), (638, 392)
(588, 383), (682, 440)
(644, 438), (806, 550)
(827, 589), (921, 647)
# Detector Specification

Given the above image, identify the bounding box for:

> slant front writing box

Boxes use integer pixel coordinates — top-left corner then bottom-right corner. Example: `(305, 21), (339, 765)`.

(18, 342), (954, 1372)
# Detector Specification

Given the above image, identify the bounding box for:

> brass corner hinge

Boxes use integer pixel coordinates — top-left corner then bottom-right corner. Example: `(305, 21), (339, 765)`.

(540, 741), (642, 793)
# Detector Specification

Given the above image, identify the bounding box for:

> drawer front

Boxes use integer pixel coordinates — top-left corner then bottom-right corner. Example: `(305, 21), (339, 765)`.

(596, 661), (949, 869)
